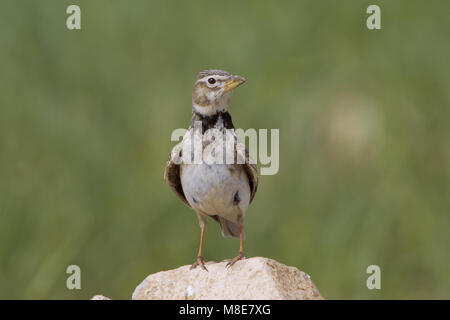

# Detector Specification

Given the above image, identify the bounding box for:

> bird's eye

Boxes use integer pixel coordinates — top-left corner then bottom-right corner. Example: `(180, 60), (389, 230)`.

(208, 78), (216, 84)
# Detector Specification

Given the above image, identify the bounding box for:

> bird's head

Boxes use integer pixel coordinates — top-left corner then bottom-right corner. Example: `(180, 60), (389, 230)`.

(192, 69), (246, 116)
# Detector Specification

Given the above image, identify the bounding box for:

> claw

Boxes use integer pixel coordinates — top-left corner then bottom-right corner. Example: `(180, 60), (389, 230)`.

(226, 252), (245, 268)
(190, 256), (208, 271)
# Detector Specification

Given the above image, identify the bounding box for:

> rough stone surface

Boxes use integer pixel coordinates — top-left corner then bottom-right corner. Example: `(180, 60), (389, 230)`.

(132, 257), (323, 300)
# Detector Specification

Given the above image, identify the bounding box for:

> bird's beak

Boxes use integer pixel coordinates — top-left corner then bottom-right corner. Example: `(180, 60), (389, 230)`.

(224, 75), (246, 93)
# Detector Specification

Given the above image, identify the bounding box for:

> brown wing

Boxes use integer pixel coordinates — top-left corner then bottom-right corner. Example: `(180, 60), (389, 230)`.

(244, 159), (258, 203)
(163, 143), (191, 207)
(244, 151), (258, 203)
(235, 139), (259, 203)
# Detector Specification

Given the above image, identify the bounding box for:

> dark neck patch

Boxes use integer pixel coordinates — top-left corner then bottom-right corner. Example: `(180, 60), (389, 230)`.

(191, 110), (235, 133)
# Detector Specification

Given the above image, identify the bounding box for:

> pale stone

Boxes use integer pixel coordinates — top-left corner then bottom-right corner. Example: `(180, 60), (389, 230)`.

(132, 257), (323, 300)
(90, 294), (111, 300)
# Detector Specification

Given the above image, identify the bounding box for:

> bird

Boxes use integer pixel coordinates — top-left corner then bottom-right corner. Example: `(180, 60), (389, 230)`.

(164, 69), (258, 271)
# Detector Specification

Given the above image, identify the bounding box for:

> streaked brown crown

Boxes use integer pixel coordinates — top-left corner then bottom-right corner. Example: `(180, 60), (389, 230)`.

(197, 69), (231, 79)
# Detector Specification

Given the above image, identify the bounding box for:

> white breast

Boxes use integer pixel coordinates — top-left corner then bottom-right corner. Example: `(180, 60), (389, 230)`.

(180, 163), (250, 223)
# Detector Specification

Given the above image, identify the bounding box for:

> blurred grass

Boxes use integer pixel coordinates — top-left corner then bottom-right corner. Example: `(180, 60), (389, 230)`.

(0, 0), (449, 299)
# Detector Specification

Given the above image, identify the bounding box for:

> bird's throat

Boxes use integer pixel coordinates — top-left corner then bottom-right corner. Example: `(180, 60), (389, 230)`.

(191, 110), (234, 133)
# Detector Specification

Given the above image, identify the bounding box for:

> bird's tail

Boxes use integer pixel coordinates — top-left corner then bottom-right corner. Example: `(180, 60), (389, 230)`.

(216, 216), (243, 239)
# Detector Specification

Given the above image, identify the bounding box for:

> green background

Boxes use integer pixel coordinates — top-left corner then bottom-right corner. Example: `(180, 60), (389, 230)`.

(0, 0), (449, 299)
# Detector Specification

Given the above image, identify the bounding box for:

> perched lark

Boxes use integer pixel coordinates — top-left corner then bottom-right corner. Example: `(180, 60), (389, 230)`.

(164, 69), (258, 270)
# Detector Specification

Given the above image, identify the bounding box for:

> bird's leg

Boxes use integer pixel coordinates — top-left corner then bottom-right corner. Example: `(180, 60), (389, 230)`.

(190, 224), (208, 271)
(226, 226), (245, 268)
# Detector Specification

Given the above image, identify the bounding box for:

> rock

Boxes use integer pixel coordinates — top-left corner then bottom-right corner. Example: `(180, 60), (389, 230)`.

(132, 257), (323, 300)
(90, 295), (111, 300)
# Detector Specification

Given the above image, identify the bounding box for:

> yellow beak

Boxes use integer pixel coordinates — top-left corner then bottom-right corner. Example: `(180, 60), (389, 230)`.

(224, 75), (246, 93)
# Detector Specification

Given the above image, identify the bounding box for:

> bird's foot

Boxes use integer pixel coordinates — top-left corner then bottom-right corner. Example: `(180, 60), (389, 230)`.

(226, 252), (245, 268)
(190, 256), (208, 271)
